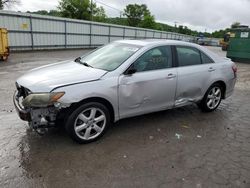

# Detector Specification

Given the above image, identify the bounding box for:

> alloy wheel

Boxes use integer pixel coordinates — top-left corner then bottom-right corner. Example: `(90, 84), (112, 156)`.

(206, 86), (221, 109)
(74, 107), (106, 140)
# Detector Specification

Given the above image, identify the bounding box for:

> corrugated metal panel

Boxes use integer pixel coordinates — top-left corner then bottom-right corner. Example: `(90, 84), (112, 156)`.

(123, 37), (133, 40)
(154, 32), (161, 38)
(34, 46), (64, 50)
(33, 33), (65, 46)
(91, 36), (109, 45)
(167, 33), (172, 39)
(125, 29), (136, 37)
(136, 30), (145, 38)
(67, 35), (90, 45)
(32, 19), (64, 32)
(172, 33), (177, 39)
(110, 27), (123, 36)
(110, 36), (123, 42)
(9, 32), (31, 47)
(182, 36), (189, 42)
(146, 31), (154, 38)
(92, 25), (109, 35)
(0, 15), (31, 31)
(0, 11), (199, 51)
(67, 22), (90, 34)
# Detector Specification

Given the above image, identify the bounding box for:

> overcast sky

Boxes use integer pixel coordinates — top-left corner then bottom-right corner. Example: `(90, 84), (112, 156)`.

(7, 0), (250, 32)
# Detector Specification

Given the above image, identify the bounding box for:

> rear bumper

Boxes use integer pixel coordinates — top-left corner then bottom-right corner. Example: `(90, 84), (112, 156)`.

(13, 91), (31, 121)
(225, 78), (237, 98)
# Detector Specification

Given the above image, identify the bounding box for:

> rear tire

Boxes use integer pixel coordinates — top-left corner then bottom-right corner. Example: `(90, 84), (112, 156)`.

(198, 84), (223, 112)
(65, 102), (111, 144)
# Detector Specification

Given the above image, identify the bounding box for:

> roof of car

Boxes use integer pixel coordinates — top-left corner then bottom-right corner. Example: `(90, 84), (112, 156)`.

(116, 39), (225, 62)
(116, 39), (197, 47)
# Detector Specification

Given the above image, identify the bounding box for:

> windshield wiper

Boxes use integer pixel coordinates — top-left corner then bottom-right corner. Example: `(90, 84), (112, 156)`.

(74, 57), (93, 68)
(74, 57), (81, 63)
(81, 62), (93, 68)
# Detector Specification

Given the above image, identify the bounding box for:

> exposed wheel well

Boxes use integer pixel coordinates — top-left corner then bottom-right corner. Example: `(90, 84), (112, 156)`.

(211, 81), (226, 99)
(67, 97), (115, 123)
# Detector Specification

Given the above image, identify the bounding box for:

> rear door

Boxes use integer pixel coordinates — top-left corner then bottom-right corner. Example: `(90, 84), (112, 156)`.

(174, 46), (216, 106)
(118, 45), (177, 119)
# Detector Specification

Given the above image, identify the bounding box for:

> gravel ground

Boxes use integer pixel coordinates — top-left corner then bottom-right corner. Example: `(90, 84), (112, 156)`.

(0, 47), (249, 188)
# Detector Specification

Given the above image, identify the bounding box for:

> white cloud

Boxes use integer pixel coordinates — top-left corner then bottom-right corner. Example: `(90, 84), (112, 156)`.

(7, 0), (250, 32)
(8, 0), (58, 12)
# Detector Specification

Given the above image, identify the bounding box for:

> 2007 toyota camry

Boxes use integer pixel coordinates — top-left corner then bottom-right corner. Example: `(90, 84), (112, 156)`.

(14, 40), (237, 143)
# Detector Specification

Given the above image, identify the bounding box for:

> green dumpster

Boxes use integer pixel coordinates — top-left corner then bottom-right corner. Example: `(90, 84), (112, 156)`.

(227, 26), (250, 62)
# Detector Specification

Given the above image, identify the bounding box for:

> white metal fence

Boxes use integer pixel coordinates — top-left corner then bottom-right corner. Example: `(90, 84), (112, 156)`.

(0, 11), (198, 51)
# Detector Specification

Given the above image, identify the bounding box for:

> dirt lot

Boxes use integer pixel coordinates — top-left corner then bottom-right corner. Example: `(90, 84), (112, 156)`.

(0, 47), (250, 188)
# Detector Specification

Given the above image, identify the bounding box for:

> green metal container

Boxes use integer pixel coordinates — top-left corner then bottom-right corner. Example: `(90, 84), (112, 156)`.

(227, 27), (250, 62)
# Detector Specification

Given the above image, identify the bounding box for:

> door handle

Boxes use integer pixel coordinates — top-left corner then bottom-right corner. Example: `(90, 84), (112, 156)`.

(167, 73), (176, 79)
(208, 67), (215, 72)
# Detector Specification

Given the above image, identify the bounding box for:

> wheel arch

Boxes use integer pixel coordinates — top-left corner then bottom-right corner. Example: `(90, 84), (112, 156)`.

(210, 80), (226, 99)
(68, 97), (115, 123)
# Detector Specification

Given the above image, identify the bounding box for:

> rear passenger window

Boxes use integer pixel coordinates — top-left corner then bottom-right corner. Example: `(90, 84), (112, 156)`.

(176, 46), (202, 66)
(201, 52), (214, 64)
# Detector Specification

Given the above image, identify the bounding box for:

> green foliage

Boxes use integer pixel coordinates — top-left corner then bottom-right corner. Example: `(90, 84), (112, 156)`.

(104, 17), (128, 26)
(58, 0), (91, 20)
(93, 6), (106, 22)
(210, 22), (241, 38)
(58, 0), (106, 21)
(0, 0), (20, 10)
(211, 28), (230, 38)
(0, 0), (3, 9)
(23, 1), (240, 38)
(139, 13), (156, 29)
(122, 3), (199, 35)
(231, 22), (241, 28)
(124, 4), (151, 27)
(28, 10), (61, 17)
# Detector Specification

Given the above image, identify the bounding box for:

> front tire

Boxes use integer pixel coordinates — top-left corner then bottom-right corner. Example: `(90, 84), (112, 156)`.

(198, 84), (223, 112)
(65, 102), (111, 144)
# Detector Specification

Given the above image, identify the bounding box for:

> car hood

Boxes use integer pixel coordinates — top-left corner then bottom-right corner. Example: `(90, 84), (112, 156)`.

(16, 60), (107, 92)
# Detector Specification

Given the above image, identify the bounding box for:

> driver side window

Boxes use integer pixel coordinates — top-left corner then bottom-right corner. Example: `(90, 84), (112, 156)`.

(133, 46), (172, 72)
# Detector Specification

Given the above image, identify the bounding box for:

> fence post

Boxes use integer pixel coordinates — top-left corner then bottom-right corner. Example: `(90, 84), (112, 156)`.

(108, 25), (111, 42)
(29, 15), (34, 50)
(123, 27), (125, 39)
(89, 22), (92, 48)
(135, 29), (137, 39)
(64, 20), (67, 48)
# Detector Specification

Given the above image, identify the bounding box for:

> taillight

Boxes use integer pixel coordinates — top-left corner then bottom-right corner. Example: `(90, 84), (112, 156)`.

(232, 64), (237, 77)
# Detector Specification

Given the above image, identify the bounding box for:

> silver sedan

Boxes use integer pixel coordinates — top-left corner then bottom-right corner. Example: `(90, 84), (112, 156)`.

(14, 40), (237, 143)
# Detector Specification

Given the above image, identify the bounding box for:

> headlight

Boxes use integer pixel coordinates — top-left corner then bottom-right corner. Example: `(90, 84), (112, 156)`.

(22, 92), (65, 108)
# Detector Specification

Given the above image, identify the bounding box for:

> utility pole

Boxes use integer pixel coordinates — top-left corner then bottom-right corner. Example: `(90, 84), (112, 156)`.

(90, 0), (93, 21)
(174, 21), (178, 28)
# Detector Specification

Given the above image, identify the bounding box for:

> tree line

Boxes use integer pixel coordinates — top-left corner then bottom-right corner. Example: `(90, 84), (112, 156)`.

(0, 0), (242, 38)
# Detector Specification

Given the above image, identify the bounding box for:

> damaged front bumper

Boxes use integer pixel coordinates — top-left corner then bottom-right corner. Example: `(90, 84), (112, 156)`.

(13, 90), (59, 129)
(13, 90), (31, 121)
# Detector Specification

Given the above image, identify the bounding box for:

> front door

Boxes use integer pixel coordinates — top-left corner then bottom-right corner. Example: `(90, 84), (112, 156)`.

(118, 46), (177, 119)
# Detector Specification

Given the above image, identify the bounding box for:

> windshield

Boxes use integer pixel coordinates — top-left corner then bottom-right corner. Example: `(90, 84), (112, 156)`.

(78, 43), (141, 71)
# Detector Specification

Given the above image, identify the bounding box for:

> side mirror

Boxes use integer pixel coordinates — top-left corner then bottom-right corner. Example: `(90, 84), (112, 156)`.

(125, 68), (137, 75)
